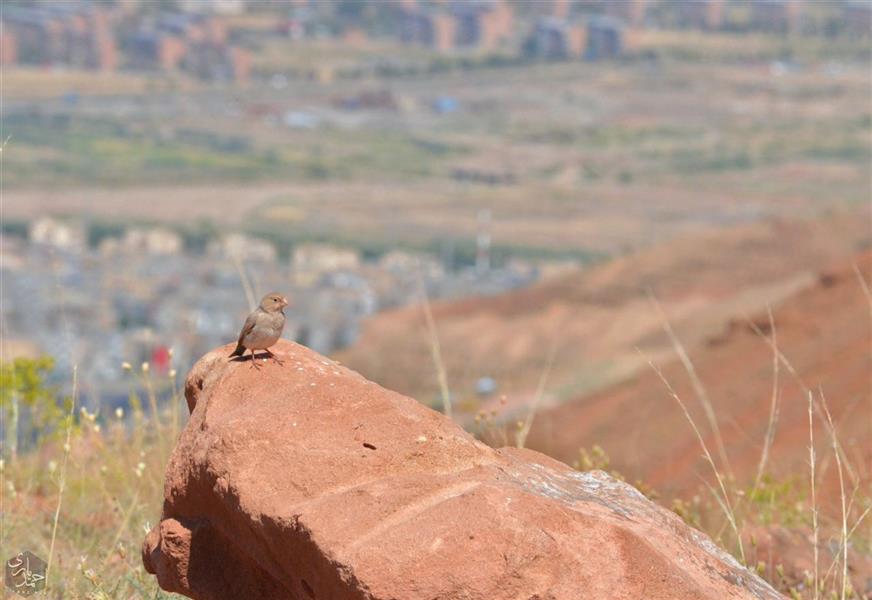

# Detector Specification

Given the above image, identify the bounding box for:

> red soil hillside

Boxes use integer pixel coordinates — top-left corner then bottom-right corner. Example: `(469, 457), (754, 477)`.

(526, 249), (872, 501)
(338, 212), (871, 415)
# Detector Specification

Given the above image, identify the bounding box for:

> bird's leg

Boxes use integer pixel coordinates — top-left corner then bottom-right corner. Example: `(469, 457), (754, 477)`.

(265, 348), (284, 365)
(249, 348), (262, 369)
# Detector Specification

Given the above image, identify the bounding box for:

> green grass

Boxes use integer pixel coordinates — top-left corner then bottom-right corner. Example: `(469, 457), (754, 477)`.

(2, 359), (184, 598)
(2, 114), (467, 188)
(3, 114), (283, 187)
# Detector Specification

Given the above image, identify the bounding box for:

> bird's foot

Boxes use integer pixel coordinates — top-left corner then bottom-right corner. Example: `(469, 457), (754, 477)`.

(265, 349), (284, 365)
(249, 357), (263, 369)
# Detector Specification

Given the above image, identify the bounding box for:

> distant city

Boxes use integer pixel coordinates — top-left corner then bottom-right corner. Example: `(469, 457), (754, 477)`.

(0, 216), (573, 410)
(2, 0), (868, 84)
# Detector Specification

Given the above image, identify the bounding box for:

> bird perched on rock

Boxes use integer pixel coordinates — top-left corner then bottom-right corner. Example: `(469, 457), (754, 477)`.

(229, 292), (289, 367)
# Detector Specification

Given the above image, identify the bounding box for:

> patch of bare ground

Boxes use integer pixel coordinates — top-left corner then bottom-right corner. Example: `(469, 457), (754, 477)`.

(527, 248), (871, 502)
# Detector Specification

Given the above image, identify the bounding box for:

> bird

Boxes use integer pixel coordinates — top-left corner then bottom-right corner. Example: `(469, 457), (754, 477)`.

(229, 292), (289, 368)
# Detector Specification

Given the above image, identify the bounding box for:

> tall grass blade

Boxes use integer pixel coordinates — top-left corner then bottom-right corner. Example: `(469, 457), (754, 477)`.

(641, 349), (745, 563)
(649, 294), (733, 480)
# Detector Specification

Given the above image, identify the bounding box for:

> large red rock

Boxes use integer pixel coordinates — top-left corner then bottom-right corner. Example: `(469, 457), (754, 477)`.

(143, 340), (783, 600)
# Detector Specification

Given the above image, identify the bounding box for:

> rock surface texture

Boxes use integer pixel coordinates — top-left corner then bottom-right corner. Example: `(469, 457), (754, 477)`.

(143, 340), (783, 600)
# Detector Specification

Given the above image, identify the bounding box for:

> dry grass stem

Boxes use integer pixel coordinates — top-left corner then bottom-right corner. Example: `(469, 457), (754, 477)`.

(102, 487), (141, 567)
(818, 390), (849, 600)
(170, 365), (181, 444)
(808, 391), (820, 600)
(649, 294), (733, 479)
(516, 336), (559, 449)
(45, 365), (78, 590)
(641, 350), (745, 563)
(752, 306), (780, 496)
(231, 251), (257, 311)
(418, 271), (452, 420)
(744, 314), (859, 487)
(141, 369), (165, 452)
(851, 261), (872, 452)
(847, 504), (871, 540)
(852, 261), (872, 310)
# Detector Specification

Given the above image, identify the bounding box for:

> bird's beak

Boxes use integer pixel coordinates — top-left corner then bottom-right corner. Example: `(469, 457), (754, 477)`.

(281, 296), (289, 307)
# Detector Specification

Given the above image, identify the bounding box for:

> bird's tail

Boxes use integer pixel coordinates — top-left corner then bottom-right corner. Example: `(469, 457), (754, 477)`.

(229, 343), (245, 358)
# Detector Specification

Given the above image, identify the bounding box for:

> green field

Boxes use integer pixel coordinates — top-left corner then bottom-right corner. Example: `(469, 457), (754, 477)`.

(4, 31), (871, 258)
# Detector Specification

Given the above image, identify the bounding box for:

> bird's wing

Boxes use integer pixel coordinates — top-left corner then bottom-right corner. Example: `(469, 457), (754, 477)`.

(236, 310), (260, 346)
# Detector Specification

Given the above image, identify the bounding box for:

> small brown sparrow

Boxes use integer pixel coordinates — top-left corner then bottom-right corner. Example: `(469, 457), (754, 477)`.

(229, 292), (288, 368)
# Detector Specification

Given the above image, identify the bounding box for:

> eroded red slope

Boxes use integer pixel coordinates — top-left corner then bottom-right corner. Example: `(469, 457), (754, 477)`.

(527, 250), (872, 500)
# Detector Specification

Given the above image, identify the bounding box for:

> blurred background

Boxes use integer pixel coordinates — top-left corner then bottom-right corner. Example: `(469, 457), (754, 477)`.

(1, 0), (871, 596)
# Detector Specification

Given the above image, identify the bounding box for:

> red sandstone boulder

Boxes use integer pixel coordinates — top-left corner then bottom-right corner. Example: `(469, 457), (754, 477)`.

(143, 339), (783, 600)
